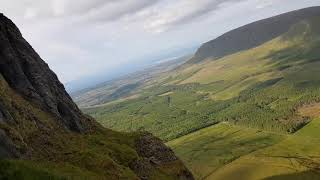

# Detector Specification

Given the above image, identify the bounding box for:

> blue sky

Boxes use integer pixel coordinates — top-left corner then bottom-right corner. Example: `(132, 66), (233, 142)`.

(1, 0), (320, 84)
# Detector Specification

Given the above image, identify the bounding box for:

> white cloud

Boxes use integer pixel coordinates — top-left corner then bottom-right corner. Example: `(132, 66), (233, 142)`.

(52, 0), (65, 16)
(24, 7), (37, 19)
(0, 0), (160, 23)
(134, 0), (239, 33)
(256, 0), (274, 9)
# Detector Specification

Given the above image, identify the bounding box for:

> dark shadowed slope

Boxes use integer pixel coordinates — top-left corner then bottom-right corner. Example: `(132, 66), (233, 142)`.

(189, 6), (320, 63)
(0, 13), (193, 179)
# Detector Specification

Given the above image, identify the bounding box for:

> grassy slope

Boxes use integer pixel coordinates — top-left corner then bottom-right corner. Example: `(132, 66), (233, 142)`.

(0, 74), (137, 179)
(168, 103), (320, 180)
(167, 116), (320, 180)
(167, 123), (284, 179)
(84, 17), (320, 141)
(207, 117), (320, 180)
(0, 74), (187, 180)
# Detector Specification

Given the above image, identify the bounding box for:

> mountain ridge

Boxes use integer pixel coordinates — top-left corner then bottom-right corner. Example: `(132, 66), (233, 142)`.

(188, 6), (320, 64)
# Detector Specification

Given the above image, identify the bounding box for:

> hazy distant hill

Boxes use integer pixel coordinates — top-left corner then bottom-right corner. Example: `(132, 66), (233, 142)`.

(188, 6), (320, 63)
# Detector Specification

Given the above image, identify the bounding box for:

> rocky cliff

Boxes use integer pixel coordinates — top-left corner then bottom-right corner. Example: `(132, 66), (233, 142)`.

(0, 13), (193, 180)
(0, 13), (91, 133)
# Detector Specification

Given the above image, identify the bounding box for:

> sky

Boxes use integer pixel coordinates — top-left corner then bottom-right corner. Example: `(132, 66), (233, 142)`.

(1, 0), (320, 87)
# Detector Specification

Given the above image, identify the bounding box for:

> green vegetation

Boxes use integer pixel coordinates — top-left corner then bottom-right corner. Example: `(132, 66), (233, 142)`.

(0, 129), (189, 180)
(208, 117), (320, 180)
(167, 122), (284, 179)
(168, 103), (320, 180)
(84, 17), (320, 141)
(0, 159), (98, 180)
(84, 84), (221, 141)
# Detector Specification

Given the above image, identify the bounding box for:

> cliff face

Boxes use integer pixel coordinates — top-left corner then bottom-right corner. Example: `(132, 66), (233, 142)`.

(0, 14), (193, 179)
(189, 6), (320, 63)
(0, 14), (90, 133)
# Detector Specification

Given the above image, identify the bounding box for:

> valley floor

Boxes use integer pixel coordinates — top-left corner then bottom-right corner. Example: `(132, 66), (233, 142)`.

(80, 15), (320, 180)
(168, 118), (320, 180)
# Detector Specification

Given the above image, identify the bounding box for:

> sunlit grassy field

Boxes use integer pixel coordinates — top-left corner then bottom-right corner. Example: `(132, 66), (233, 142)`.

(167, 123), (284, 179)
(207, 117), (320, 180)
(168, 104), (320, 180)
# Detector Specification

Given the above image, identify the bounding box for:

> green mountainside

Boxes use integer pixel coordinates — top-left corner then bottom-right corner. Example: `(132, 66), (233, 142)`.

(189, 6), (320, 63)
(82, 9), (320, 179)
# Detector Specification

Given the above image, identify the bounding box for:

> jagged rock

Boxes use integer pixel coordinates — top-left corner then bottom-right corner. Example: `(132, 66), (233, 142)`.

(0, 101), (13, 124)
(132, 133), (194, 180)
(0, 108), (4, 123)
(135, 133), (178, 163)
(0, 13), (90, 132)
(0, 129), (20, 158)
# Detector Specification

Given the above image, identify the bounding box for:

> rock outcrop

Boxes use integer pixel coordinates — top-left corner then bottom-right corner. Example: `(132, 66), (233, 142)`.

(131, 133), (194, 180)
